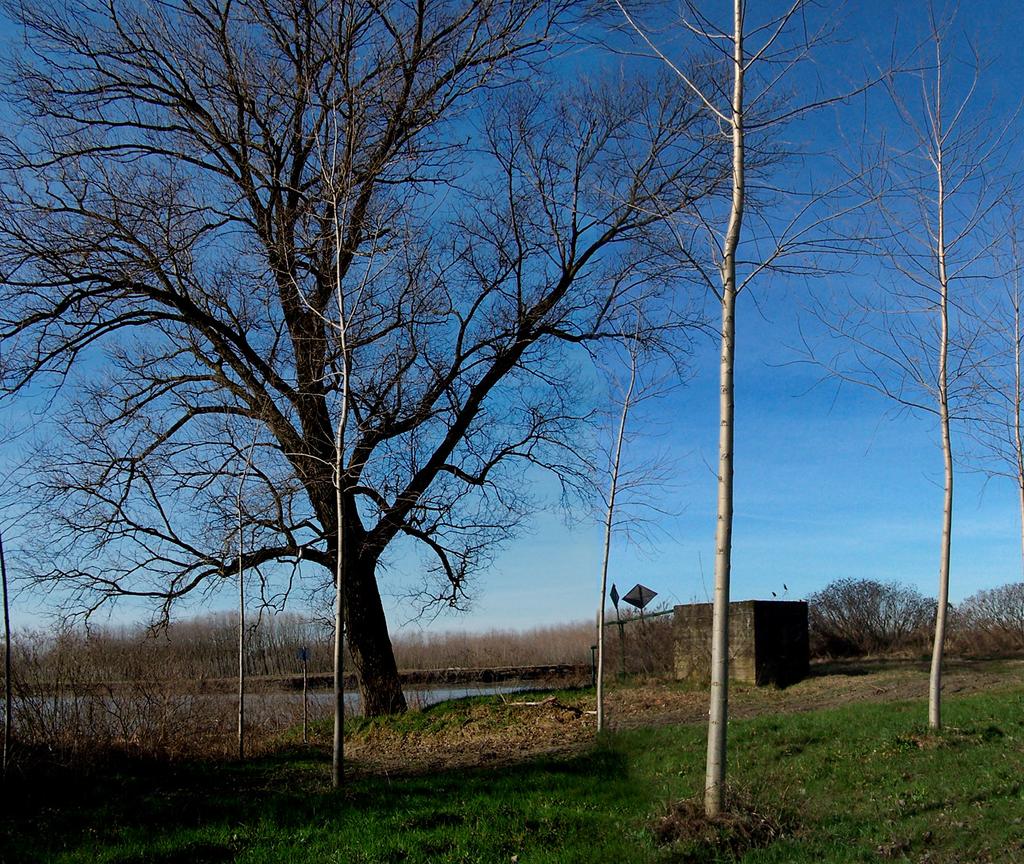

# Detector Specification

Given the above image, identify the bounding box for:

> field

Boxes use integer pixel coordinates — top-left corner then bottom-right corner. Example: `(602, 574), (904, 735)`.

(3, 659), (1024, 863)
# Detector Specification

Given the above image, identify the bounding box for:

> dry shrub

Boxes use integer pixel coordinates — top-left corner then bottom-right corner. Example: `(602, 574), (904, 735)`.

(391, 621), (594, 669)
(652, 786), (799, 862)
(8, 629), (313, 763)
(808, 579), (934, 658)
(605, 608), (676, 678)
(949, 582), (1024, 656)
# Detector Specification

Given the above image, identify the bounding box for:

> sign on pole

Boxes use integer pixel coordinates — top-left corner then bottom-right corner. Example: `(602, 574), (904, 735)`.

(622, 583), (657, 611)
(610, 583), (620, 610)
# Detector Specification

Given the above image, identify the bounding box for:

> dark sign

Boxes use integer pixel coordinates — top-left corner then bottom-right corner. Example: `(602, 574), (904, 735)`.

(609, 583), (620, 609)
(297, 645), (309, 662)
(622, 583), (657, 610)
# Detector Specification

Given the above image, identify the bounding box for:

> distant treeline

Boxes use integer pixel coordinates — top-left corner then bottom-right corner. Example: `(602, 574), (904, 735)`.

(7, 578), (1024, 690)
(7, 607), (681, 687)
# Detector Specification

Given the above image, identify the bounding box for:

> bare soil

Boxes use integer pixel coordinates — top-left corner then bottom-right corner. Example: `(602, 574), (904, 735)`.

(344, 656), (1024, 777)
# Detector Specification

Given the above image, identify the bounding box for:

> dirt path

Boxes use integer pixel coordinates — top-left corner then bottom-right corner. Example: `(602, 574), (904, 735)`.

(345, 657), (1024, 777)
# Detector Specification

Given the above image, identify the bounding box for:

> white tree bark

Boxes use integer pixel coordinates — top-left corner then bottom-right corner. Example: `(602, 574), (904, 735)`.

(704, 0), (744, 817)
(1015, 283), (1024, 578)
(928, 45), (952, 733)
(332, 413), (347, 788)
(238, 516), (245, 759)
(807, 16), (1001, 734)
(1010, 226), (1024, 578)
(331, 183), (354, 789)
(596, 342), (638, 733)
(613, 0), (851, 817)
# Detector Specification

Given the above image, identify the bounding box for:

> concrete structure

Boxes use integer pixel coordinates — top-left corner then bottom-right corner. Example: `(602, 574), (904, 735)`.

(673, 600), (809, 687)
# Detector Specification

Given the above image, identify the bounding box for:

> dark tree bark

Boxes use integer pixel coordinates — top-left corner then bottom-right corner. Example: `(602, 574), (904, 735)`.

(345, 550), (405, 715)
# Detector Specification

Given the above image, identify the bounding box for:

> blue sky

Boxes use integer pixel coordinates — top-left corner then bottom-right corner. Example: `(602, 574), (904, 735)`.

(385, 0), (1024, 635)
(5, 1), (1024, 638)
(403, 289), (1024, 634)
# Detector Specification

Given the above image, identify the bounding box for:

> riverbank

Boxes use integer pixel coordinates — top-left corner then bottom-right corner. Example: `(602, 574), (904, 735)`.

(4, 660), (1023, 862)
(192, 662), (592, 693)
(340, 656), (1024, 776)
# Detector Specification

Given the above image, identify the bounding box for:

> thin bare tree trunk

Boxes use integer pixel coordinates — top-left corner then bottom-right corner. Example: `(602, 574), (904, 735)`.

(332, 461), (346, 787)
(705, 0), (744, 818)
(929, 75), (951, 731)
(597, 345), (637, 733)
(1013, 243), (1024, 579)
(1, 528), (11, 776)
(236, 436), (258, 757)
(302, 651), (308, 745)
(331, 193), (351, 789)
(238, 526), (245, 759)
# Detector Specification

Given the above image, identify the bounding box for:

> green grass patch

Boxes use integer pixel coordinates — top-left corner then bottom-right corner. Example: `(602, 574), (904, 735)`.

(337, 685), (591, 738)
(3, 688), (1024, 863)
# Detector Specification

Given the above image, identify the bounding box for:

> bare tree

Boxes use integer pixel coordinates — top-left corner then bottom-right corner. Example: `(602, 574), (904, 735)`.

(967, 213), (1024, 577)
(316, 111), (378, 786)
(595, 311), (680, 733)
(810, 12), (1010, 730)
(0, 0), (725, 715)
(595, 341), (635, 734)
(613, 0), (862, 815)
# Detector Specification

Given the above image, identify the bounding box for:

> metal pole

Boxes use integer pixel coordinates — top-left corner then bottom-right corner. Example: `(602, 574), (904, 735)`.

(639, 606), (648, 674)
(590, 645), (597, 688)
(302, 651), (308, 745)
(617, 618), (626, 680)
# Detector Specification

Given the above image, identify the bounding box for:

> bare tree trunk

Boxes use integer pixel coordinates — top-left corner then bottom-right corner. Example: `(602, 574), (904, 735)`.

(237, 536), (245, 759)
(345, 555), (406, 717)
(237, 436), (257, 760)
(331, 189), (350, 789)
(705, 0), (744, 818)
(302, 651), (308, 745)
(597, 345), (637, 733)
(929, 109), (951, 731)
(1, 528), (11, 776)
(332, 474), (346, 787)
(1013, 242), (1024, 579)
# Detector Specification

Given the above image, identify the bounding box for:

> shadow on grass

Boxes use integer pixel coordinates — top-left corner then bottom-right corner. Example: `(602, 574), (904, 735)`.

(1, 740), (631, 864)
(808, 657), (930, 678)
(808, 655), (1024, 680)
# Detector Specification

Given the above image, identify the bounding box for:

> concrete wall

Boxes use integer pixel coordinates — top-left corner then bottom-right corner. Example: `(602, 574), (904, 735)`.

(673, 600), (808, 686)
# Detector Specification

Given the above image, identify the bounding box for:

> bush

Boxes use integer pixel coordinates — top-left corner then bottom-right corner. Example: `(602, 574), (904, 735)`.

(952, 582), (1024, 655)
(808, 578), (934, 657)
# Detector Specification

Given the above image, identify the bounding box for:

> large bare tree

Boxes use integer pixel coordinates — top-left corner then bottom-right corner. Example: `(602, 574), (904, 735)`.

(0, 0), (725, 715)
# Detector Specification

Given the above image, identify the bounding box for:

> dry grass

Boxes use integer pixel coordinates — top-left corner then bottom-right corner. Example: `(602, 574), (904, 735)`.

(652, 786), (799, 862)
(339, 657), (1024, 777)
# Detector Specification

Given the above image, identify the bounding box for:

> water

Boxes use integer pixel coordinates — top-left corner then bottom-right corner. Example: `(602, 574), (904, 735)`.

(13, 682), (546, 734)
(276, 682), (536, 714)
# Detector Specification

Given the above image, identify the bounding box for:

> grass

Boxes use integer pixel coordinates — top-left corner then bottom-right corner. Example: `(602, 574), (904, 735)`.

(3, 687), (1024, 863)
(334, 685), (592, 737)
